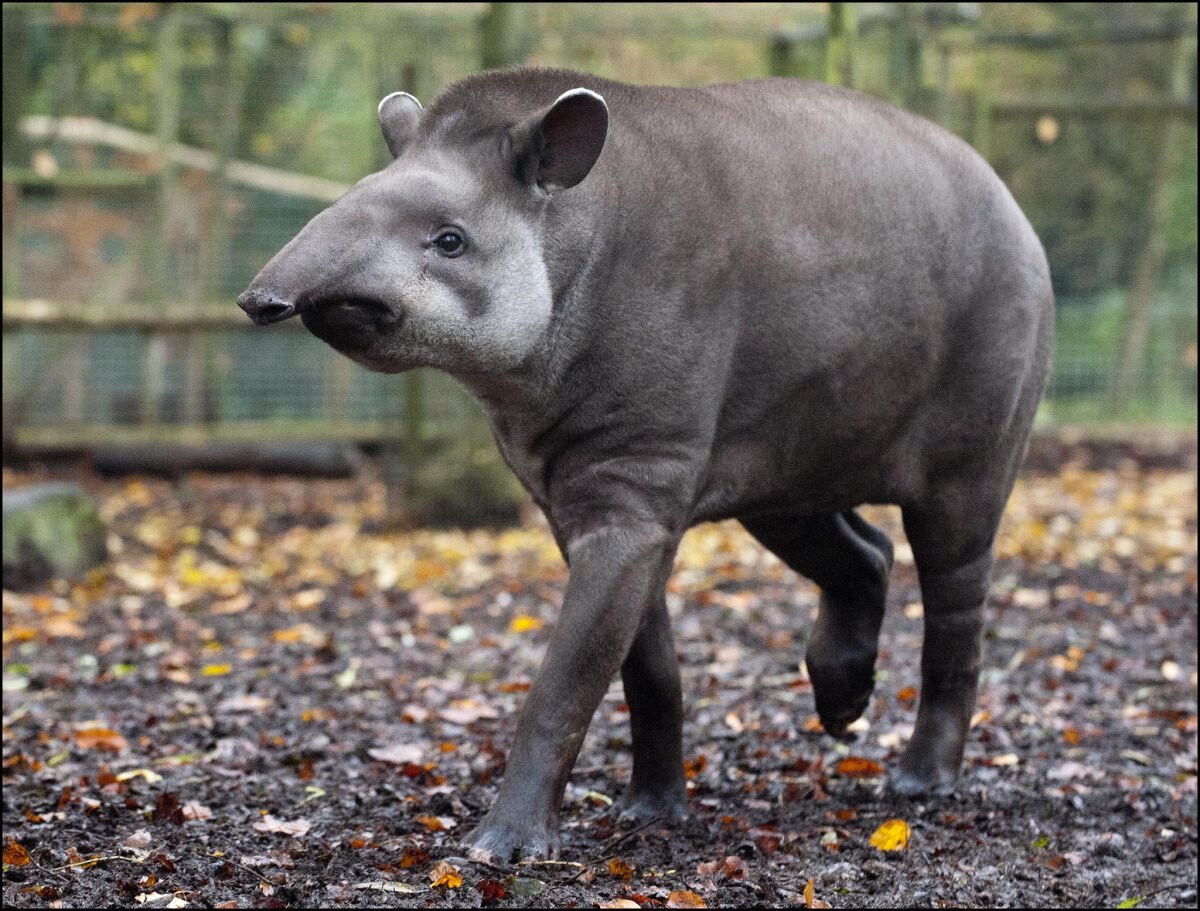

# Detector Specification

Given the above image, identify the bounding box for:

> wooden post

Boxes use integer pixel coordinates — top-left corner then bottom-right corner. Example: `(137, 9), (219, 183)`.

(154, 3), (183, 301)
(969, 35), (992, 160)
(934, 41), (953, 130)
(769, 35), (799, 78)
(1113, 27), (1195, 407)
(480, 3), (520, 70)
(141, 334), (168, 424)
(207, 18), (242, 304)
(825, 3), (856, 88)
(887, 4), (921, 108)
(147, 5), (183, 425)
(3, 7), (33, 299)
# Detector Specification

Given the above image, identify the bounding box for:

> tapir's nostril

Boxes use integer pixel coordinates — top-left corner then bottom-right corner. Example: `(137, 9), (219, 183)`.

(238, 290), (297, 326)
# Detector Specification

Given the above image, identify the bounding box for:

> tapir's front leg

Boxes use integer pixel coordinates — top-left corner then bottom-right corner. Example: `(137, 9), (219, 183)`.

(464, 521), (679, 862)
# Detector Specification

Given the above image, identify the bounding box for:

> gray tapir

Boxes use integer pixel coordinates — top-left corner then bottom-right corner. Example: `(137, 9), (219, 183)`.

(238, 68), (1054, 862)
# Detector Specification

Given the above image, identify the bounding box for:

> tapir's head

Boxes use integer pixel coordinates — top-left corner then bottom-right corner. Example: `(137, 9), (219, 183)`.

(237, 81), (608, 376)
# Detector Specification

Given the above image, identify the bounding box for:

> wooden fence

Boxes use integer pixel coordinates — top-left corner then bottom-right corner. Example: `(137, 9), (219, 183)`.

(2, 3), (1196, 458)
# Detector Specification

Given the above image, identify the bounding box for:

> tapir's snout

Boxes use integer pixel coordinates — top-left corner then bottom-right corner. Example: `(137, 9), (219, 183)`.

(237, 288), (298, 326)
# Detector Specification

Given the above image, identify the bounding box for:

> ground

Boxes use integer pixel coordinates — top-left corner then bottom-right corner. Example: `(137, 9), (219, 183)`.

(2, 438), (1197, 909)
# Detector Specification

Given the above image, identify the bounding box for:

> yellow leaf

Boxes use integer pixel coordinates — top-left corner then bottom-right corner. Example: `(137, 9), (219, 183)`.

(115, 768), (164, 783)
(510, 615), (543, 633)
(870, 818), (910, 851)
(804, 878), (815, 908)
(429, 859), (462, 889)
(201, 663), (232, 677)
(666, 890), (707, 908)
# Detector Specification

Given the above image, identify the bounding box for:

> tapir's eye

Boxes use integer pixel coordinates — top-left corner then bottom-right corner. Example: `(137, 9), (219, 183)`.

(433, 230), (466, 258)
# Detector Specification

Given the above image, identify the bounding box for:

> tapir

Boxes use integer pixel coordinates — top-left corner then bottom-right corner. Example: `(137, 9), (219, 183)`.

(238, 67), (1055, 862)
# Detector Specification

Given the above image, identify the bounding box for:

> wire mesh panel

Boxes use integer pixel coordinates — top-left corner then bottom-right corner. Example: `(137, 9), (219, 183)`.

(2, 2), (1197, 451)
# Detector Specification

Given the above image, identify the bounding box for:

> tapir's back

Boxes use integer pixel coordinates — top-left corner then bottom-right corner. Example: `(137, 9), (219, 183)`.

(432, 69), (1054, 513)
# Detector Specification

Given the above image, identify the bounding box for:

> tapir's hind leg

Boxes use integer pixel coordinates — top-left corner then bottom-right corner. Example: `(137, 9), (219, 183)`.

(892, 491), (1004, 795)
(742, 511), (893, 735)
(617, 594), (688, 822)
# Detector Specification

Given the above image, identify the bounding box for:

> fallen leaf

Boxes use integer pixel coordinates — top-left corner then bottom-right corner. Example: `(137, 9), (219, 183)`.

(3, 841), (31, 866)
(608, 857), (636, 880)
(218, 694), (272, 713)
(667, 890), (707, 908)
(835, 756), (884, 778)
(201, 663), (232, 677)
(599, 901), (641, 909)
(116, 769), (164, 784)
(476, 879), (506, 901)
(510, 614), (543, 633)
(181, 802), (211, 822)
(415, 815), (456, 832)
(353, 881), (426, 894)
(870, 818), (910, 851)
(251, 815), (311, 837)
(429, 859), (463, 889)
(367, 743), (424, 765)
(440, 699), (499, 725)
(74, 727), (129, 752)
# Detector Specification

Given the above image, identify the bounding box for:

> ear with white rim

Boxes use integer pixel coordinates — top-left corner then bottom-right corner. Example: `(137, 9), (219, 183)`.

(378, 91), (423, 158)
(511, 87), (609, 195)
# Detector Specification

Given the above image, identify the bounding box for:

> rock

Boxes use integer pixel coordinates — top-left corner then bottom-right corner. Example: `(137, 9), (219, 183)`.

(405, 434), (528, 528)
(2, 483), (107, 590)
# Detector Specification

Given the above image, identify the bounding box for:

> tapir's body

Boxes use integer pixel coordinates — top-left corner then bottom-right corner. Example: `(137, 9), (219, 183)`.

(239, 69), (1054, 862)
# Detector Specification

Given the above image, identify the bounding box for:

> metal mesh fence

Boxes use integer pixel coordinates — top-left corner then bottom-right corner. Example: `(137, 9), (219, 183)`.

(2, 3), (1196, 452)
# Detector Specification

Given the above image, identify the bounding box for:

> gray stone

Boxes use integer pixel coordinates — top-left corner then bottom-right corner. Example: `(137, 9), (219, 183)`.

(3, 483), (107, 590)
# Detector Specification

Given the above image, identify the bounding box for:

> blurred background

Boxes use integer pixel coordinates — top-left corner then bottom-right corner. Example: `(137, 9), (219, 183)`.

(2, 2), (1197, 524)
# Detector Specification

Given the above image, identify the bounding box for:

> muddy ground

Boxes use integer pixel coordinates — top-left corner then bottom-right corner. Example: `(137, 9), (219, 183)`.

(2, 438), (1197, 908)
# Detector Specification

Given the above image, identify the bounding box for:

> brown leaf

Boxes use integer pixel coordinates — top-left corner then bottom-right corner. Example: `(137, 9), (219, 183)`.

(607, 857), (636, 880)
(74, 727), (128, 752)
(834, 756), (885, 778)
(721, 855), (749, 880)
(476, 879), (506, 902)
(667, 890), (708, 908)
(3, 840), (31, 866)
(415, 815), (456, 832)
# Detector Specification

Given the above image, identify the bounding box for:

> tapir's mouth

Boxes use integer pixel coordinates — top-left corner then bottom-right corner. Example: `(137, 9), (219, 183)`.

(308, 295), (395, 320)
(300, 294), (401, 354)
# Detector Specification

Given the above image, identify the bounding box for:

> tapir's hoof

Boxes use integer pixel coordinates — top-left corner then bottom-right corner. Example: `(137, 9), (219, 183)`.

(462, 817), (559, 864)
(889, 762), (959, 798)
(615, 786), (688, 826)
(807, 654), (876, 737)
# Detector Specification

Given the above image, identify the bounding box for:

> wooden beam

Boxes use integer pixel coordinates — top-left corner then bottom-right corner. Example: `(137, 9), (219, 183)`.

(2, 298), (302, 329)
(19, 115), (350, 202)
(13, 420), (421, 449)
(990, 97), (1197, 121)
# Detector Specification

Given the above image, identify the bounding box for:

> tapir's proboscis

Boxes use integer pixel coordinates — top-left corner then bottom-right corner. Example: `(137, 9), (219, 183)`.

(239, 68), (1054, 862)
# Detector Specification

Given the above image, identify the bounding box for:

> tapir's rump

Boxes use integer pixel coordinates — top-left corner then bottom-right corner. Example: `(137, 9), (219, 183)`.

(240, 67), (1053, 862)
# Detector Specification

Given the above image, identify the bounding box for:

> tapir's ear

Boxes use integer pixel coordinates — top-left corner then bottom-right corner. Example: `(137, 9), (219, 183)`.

(511, 88), (608, 195)
(378, 91), (423, 158)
